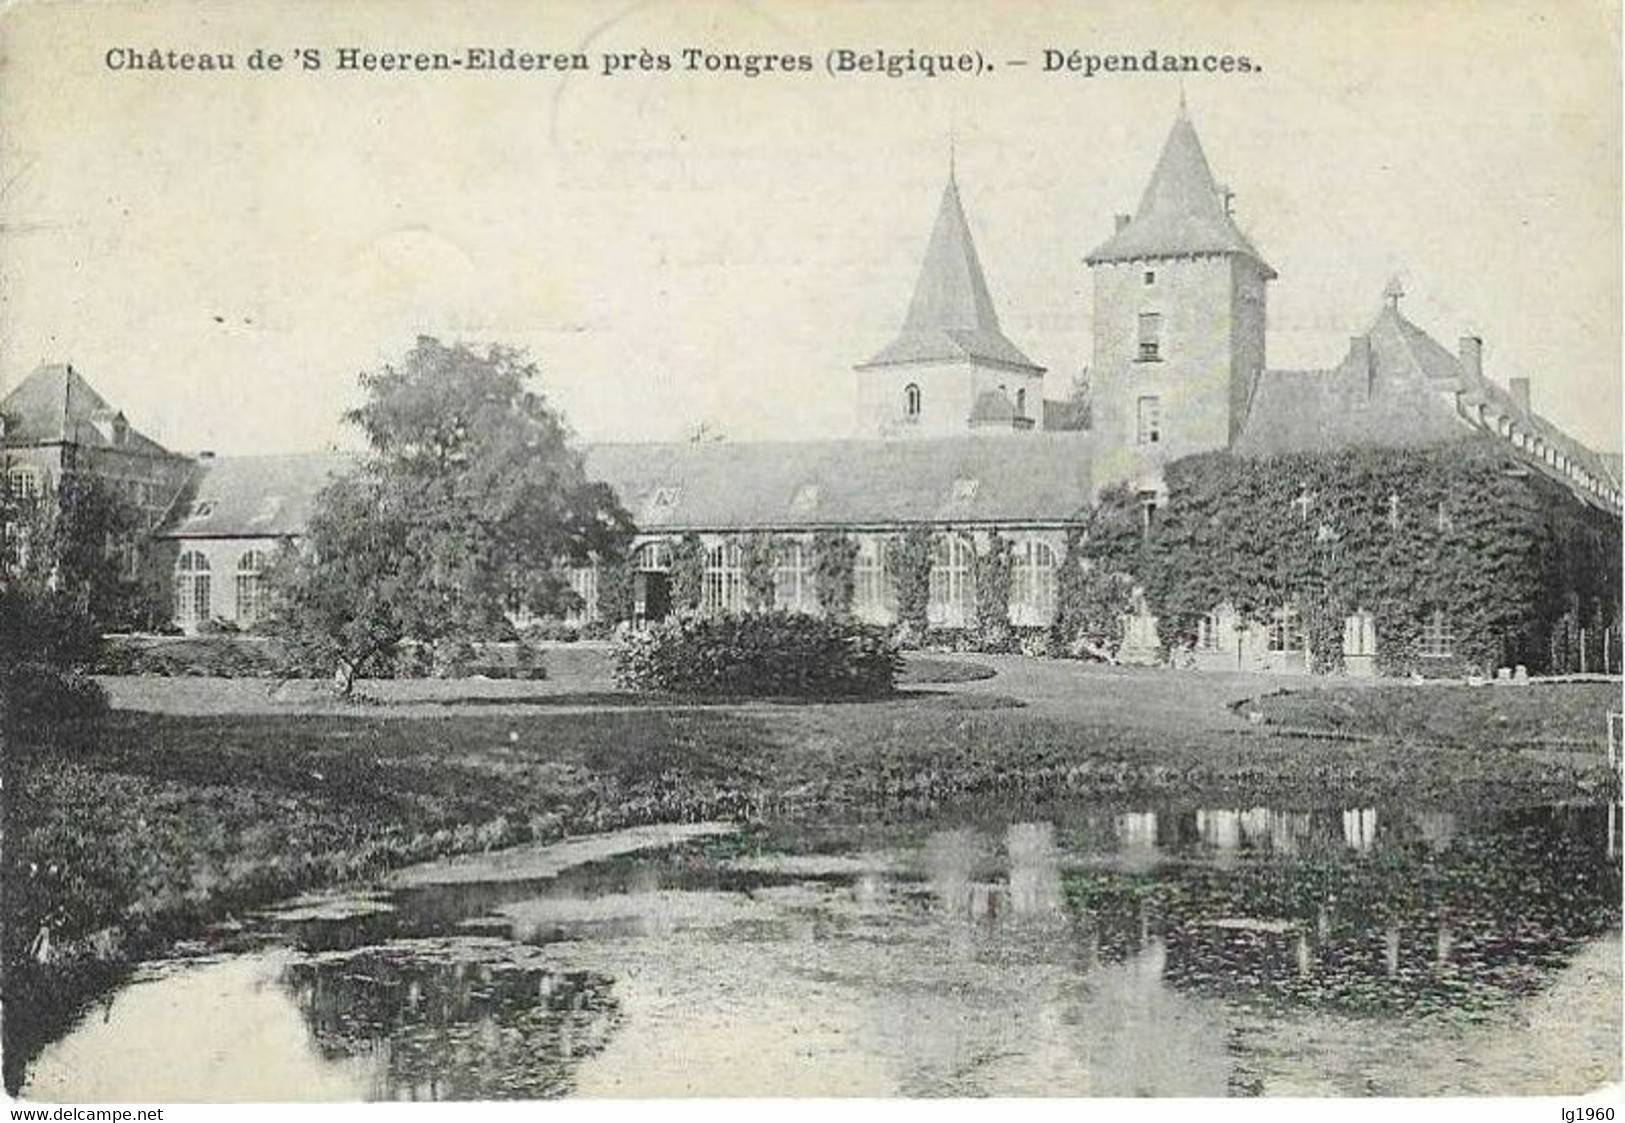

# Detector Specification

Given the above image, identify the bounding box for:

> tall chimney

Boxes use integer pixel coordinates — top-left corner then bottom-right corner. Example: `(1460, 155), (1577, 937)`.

(1509, 377), (1531, 414)
(1114, 213), (1131, 232)
(1458, 336), (1482, 382)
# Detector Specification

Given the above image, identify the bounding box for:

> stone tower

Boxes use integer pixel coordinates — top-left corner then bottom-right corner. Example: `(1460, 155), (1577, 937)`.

(856, 168), (1045, 437)
(1085, 107), (1275, 494)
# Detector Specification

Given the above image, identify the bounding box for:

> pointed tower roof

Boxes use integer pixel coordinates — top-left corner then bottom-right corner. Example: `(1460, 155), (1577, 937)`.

(1086, 110), (1276, 277)
(859, 173), (1043, 373)
(0, 362), (173, 454)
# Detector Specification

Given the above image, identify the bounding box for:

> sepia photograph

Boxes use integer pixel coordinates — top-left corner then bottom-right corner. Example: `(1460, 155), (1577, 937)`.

(0, 0), (1620, 1110)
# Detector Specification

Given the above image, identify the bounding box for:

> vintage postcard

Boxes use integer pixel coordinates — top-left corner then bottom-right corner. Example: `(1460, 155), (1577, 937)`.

(1, 0), (1619, 1114)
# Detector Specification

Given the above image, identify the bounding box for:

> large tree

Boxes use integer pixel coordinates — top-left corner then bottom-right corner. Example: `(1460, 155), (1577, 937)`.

(272, 337), (633, 693)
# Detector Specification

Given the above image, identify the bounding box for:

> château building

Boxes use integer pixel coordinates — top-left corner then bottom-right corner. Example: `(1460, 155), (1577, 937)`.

(3, 106), (1618, 673)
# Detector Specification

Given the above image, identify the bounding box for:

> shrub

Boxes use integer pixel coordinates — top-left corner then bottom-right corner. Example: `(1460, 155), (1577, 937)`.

(613, 613), (898, 697)
(812, 531), (858, 617)
(671, 533), (705, 615)
(973, 532), (1012, 648)
(92, 635), (292, 678)
(0, 664), (108, 722)
(886, 526), (933, 635)
(517, 618), (582, 643)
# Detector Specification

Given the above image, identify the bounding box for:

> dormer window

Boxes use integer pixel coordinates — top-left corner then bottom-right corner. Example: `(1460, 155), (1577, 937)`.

(1137, 313), (1162, 362)
(790, 484), (819, 513)
(904, 383), (921, 419)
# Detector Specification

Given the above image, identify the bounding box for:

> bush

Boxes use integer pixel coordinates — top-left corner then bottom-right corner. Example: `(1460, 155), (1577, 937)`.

(517, 618), (583, 643)
(92, 635), (293, 678)
(0, 664), (108, 721)
(613, 613), (898, 697)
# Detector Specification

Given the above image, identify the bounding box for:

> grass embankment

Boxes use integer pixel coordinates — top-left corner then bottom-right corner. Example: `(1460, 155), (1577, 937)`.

(1245, 682), (1622, 752)
(4, 661), (1617, 1090)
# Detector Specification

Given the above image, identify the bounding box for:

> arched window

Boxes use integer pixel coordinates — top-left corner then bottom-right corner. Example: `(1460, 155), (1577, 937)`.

(175, 550), (211, 627)
(1010, 539), (1057, 624)
(773, 539), (810, 612)
(704, 540), (744, 614)
(234, 549), (266, 624)
(928, 533), (975, 627)
(1015, 388), (1027, 417)
(904, 383), (922, 419)
(634, 540), (673, 571)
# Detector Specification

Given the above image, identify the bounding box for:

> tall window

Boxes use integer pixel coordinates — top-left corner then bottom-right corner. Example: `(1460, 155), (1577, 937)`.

(1137, 312), (1162, 361)
(704, 540), (744, 614)
(234, 549), (266, 624)
(1010, 539), (1057, 624)
(904, 383), (922, 419)
(1015, 388), (1027, 417)
(1266, 604), (1304, 653)
(928, 534), (975, 626)
(567, 564), (599, 623)
(1345, 610), (1377, 658)
(773, 539), (810, 612)
(854, 536), (890, 616)
(1136, 396), (1162, 445)
(1420, 610), (1454, 658)
(7, 465), (40, 500)
(175, 551), (211, 627)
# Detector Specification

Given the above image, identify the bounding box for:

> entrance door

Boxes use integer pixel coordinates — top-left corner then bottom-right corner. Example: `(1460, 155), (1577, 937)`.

(637, 571), (671, 624)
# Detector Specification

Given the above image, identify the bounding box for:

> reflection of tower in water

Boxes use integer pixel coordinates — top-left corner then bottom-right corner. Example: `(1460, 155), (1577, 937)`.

(1006, 822), (1064, 916)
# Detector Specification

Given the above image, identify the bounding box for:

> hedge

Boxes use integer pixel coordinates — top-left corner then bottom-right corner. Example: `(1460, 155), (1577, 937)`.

(613, 612), (899, 697)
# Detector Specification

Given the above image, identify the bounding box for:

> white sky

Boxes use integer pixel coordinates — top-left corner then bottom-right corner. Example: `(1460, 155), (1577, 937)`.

(1, 0), (1618, 455)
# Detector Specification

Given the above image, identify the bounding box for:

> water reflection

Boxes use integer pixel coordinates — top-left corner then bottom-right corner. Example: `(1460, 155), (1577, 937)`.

(21, 800), (1621, 1100)
(283, 941), (619, 1099)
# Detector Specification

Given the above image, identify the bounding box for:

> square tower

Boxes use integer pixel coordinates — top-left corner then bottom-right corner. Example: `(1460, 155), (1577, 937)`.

(1085, 109), (1274, 494)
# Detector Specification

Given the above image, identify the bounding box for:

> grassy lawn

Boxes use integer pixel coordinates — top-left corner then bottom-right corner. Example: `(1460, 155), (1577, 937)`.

(3, 662), (1618, 1089)
(1246, 681), (1621, 752)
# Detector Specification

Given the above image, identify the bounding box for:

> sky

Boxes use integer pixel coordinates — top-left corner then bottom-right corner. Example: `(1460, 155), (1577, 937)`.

(0, 0), (1619, 457)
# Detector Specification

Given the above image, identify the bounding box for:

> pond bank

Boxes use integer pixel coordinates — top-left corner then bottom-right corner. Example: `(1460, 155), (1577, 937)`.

(5, 658), (1618, 1092)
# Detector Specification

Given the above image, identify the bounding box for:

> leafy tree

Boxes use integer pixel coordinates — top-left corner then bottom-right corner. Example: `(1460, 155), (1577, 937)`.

(594, 554), (635, 629)
(0, 473), (113, 719)
(271, 337), (633, 694)
(0, 468), (158, 632)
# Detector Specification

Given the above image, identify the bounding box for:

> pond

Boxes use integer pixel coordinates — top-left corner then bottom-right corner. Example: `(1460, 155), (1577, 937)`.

(20, 799), (1621, 1099)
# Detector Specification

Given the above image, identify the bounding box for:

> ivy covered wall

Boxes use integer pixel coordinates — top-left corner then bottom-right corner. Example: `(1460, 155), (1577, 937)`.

(1127, 442), (1621, 675)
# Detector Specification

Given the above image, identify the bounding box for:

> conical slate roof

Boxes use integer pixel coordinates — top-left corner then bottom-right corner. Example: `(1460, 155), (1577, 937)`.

(859, 174), (1043, 373)
(1087, 111), (1276, 277)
